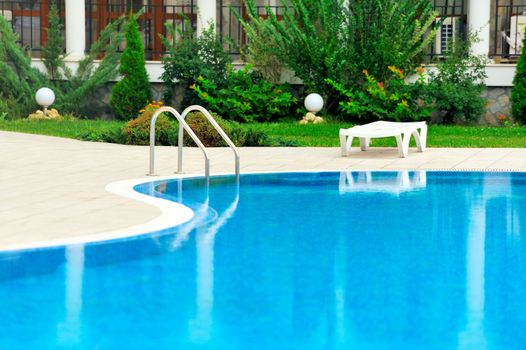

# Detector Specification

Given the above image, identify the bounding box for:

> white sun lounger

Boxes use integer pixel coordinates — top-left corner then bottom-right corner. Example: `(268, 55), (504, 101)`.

(339, 121), (427, 158)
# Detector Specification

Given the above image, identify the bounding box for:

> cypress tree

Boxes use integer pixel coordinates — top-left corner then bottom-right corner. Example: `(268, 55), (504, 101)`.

(511, 29), (526, 124)
(41, 0), (65, 80)
(110, 13), (152, 120)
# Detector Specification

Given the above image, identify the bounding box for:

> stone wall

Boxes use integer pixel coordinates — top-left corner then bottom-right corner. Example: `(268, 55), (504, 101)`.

(92, 84), (513, 125)
(85, 83), (166, 119)
(481, 87), (512, 125)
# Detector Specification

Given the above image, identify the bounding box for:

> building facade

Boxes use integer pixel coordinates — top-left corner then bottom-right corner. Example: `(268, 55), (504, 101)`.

(0, 0), (524, 121)
(0, 0), (522, 63)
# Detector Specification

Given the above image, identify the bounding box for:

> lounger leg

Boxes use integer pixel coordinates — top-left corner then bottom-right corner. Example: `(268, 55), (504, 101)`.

(412, 125), (427, 152)
(395, 133), (410, 158)
(340, 129), (353, 156)
(359, 137), (370, 151)
(346, 136), (354, 155)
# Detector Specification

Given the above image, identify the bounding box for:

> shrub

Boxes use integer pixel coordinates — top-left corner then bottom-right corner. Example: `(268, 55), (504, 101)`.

(230, 126), (272, 147)
(110, 13), (152, 120)
(182, 112), (274, 147)
(512, 29), (526, 124)
(192, 65), (297, 123)
(183, 111), (231, 147)
(161, 23), (231, 106)
(0, 4), (126, 117)
(240, 0), (437, 112)
(121, 107), (273, 147)
(327, 66), (431, 122)
(122, 101), (175, 145)
(0, 96), (35, 120)
(77, 125), (125, 144)
(427, 33), (487, 124)
(241, 24), (283, 84)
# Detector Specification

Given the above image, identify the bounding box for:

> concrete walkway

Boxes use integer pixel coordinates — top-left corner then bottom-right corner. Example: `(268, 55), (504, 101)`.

(1, 130), (525, 250)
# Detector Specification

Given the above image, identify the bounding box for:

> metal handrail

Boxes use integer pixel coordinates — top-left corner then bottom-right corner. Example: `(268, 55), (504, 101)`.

(179, 105), (240, 176)
(149, 106), (210, 177)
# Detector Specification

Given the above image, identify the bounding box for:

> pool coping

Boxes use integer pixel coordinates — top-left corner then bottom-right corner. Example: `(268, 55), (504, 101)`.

(0, 175), (195, 252)
(1, 167), (525, 253)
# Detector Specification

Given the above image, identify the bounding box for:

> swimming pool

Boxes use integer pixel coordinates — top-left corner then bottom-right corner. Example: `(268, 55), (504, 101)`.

(0, 171), (525, 349)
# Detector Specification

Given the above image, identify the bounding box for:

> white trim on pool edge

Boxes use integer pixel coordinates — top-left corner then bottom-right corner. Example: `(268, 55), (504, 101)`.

(2, 168), (525, 252)
(0, 174), (197, 252)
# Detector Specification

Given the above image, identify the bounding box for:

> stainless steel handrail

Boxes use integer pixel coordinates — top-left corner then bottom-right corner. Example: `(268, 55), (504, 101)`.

(149, 106), (210, 177)
(179, 105), (240, 176)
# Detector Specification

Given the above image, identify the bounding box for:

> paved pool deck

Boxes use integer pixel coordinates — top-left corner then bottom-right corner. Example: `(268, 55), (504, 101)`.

(1, 130), (525, 250)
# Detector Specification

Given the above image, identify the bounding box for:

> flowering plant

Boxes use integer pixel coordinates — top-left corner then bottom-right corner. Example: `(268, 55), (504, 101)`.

(139, 100), (164, 114)
(121, 100), (174, 146)
(326, 66), (431, 122)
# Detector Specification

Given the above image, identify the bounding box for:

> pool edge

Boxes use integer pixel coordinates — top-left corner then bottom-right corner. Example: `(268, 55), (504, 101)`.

(2, 167), (524, 252)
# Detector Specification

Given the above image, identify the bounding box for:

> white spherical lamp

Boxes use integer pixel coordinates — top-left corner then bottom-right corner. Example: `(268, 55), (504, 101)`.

(304, 93), (324, 113)
(35, 87), (55, 115)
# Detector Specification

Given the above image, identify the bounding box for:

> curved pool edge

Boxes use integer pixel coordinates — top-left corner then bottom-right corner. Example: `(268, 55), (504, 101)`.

(0, 174), (197, 253)
(2, 167), (525, 253)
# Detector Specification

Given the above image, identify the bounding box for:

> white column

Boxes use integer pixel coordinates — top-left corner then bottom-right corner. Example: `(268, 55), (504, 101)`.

(197, 0), (217, 35)
(268, 0), (278, 14)
(468, 0), (491, 57)
(65, 0), (86, 60)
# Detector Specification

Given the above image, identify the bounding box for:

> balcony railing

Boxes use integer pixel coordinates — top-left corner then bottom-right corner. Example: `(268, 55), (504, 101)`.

(218, 2), (287, 56)
(0, 0), (521, 63)
(85, 0), (196, 60)
(0, 0), (65, 56)
(492, 0), (526, 62)
(0, 0), (196, 60)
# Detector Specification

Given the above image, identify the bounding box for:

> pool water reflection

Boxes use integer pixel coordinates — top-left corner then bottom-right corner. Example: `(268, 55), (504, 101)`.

(0, 171), (525, 349)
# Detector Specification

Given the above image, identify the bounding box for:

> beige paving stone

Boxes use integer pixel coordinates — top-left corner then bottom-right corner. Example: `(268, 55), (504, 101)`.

(453, 159), (500, 169)
(1, 130), (525, 250)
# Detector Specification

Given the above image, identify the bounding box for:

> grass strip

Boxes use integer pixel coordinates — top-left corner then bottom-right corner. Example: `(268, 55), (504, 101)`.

(1, 119), (526, 148)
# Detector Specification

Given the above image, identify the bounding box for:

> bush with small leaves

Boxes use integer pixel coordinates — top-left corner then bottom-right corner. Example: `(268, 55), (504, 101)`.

(77, 126), (125, 144)
(327, 66), (431, 122)
(122, 101), (175, 145)
(192, 65), (297, 123)
(183, 112), (231, 147)
(231, 127), (271, 146)
(161, 23), (231, 107)
(427, 33), (487, 124)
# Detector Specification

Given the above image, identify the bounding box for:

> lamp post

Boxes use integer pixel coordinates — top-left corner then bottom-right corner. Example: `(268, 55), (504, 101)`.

(300, 93), (325, 124)
(35, 87), (55, 116)
(304, 93), (324, 114)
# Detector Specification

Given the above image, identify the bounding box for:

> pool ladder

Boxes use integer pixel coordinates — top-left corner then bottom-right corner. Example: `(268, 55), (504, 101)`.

(148, 105), (240, 178)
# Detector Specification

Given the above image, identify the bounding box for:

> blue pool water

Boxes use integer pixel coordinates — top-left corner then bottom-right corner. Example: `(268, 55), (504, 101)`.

(0, 171), (526, 349)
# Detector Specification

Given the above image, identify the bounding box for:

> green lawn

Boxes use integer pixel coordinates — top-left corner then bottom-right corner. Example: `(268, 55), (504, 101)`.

(1, 119), (526, 147)
(0, 119), (123, 139)
(239, 122), (526, 147)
